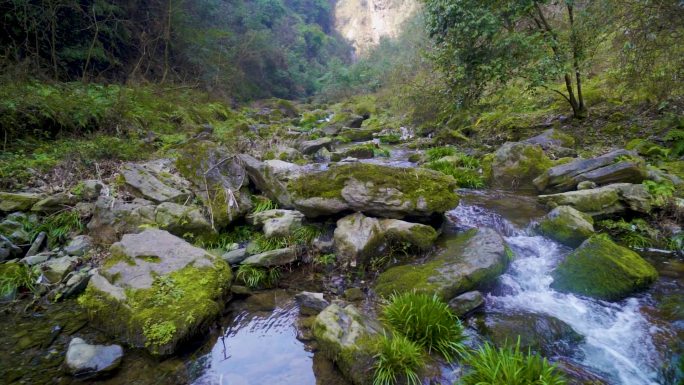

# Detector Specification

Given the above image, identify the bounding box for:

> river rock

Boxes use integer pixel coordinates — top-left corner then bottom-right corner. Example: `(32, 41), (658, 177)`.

(338, 127), (379, 142)
(0, 235), (22, 261)
(288, 163), (459, 219)
(241, 247), (298, 267)
(524, 128), (575, 150)
(176, 141), (252, 228)
(331, 145), (375, 161)
(78, 229), (232, 355)
(25, 231), (46, 257)
(551, 236), (658, 300)
(537, 206), (594, 247)
(375, 228), (509, 301)
(379, 218), (438, 250)
(87, 196), (156, 243)
(42, 256), (79, 283)
(31, 192), (79, 213)
(299, 137), (333, 155)
(22, 251), (52, 266)
(222, 248), (248, 265)
(240, 155), (302, 207)
(334, 213), (384, 267)
(154, 202), (214, 238)
(538, 183), (653, 217)
(448, 291), (484, 317)
(312, 303), (379, 385)
(295, 291), (330, 315)
(64, 235), (94, 256)
(0, 192), (43, 212)
(483, 142), (553, 191)
(121, 161), (190, 203)
(480, 312), (583, 357)
(65, 337), (123, 377)
(247, 209), (304, 238)
(534, 149), (648, 193)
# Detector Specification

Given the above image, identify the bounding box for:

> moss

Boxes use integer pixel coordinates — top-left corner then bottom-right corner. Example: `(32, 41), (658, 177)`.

(538, 207), (594, 247)
(78, 260), (232, 355)
(551, 236), (658, 300)
(288, 163), (459, 213)
(549, 130), (575, 147)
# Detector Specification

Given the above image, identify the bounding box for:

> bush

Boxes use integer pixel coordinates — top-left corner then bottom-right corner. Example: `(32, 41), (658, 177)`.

(459, 339), (566, 385)
(373, 333), (426, 385)
(382, 292), (465, 362)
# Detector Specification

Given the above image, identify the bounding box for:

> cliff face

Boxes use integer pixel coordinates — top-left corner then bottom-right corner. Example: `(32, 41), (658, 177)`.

(334, 0), (419, 58)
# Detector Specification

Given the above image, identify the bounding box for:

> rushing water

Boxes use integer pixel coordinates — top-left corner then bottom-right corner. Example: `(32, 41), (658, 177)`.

(448, 194), (681, 385)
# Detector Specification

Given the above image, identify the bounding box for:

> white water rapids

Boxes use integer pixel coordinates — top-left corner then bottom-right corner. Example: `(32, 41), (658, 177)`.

(448, 202), (665, 385)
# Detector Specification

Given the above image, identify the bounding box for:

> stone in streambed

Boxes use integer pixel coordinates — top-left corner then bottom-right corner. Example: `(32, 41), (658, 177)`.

(537, 206), (594, 247)
(65, 337), (123, 377)
(482, 142), (553, 191)
(247, 209), (304, 238)
(551, 235), (657, 301)
(538, 183), (653, 217)
(241, 247), (297, 267)
(334, 213), (384, 267)
(295, 291), (329, 315)
(448, 291), (484, 317)
(64, 235), (94, 257)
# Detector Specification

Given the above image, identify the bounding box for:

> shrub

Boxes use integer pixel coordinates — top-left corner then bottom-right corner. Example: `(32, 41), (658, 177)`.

(373, 333), (426, 385)
(382, 292), (465, 362)
(459, 339), (566, 385)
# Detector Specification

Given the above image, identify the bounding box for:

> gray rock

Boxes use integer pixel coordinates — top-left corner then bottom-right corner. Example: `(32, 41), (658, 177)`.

(0, 192), (43, 212)
(42, 256), (79, 283)
(334, 213), (384, 267)
(379, 218), (438, 250)
(241, 247), (297, 267)
(523, 129), (576, 157)
(31, 192), (79, 213)
(121, 162), (189, 203)
(21, 251), (53, 266)
(312, 304), (379, 385)
(74, 180), (106, 200)
(448, 291), (484, 317)
(537, 206), (594, 247)
(65, 337), (123, 377)
(25, 231), (46, 257)
(154, 202), (214, 238)
(87, 196), (156, 244)
(539, 183), (653, 217)
(577, 181), (597, 190)
(485, 142), (553, 191)
(299, 137), (333, 155)
(0, 235), (22, 261)
(534, 149), (648, 193)
(64, 235), (94, 256)
(375, 228), (509, 301)
(222, 248), (248, 265)
(313, 147), (332, 162)
(239, 155), (301, 208)
(295, 291), (330, 315)
(247, 209), (304, 238)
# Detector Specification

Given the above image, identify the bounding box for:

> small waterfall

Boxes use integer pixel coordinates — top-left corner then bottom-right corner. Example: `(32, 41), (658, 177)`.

(447, 202), (669, 385)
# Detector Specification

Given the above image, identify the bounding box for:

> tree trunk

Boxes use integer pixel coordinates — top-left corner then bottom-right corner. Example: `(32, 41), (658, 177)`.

(567, 3), (588, 119)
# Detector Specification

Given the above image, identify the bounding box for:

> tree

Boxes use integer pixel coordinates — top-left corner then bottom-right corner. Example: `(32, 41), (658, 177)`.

(424, 0), (604, 118)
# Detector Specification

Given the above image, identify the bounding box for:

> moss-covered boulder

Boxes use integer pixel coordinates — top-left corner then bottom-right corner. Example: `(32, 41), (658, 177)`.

(533, 149), (649, 193)
(120, 160), (191, 203)
(288, 163), (459, 219)
(538, 183), (653, 217)
(379, 218), (438, 250)
(334, 213), (385, 268)
(551, 235), (658, 300)
(176, 140), (252, 229)
(78, 229), (232, 355)
(87, 196), (156, 244)
(312, 303), (379, 385)
(537, 206), (594, 247)
(0, 192), (43, 212)
(154, 202), (214, 239)
(374, 228), (509, 301)
(239, 155), (302, 207)
(483, 142), (553, 191)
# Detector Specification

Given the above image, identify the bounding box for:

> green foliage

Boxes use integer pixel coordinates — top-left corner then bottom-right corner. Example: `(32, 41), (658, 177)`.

(236, 265), (280, 289)
(0, 263), (38, 298)
(425, 160), (484, 188)
(198, 226), (256, 250)
(372, 333), (426, 385)
(643, 180), (676, 206)
(314, 253), (336, 267)
(426, 146), (457, 161)
(459, 338), (566, 385)
(596, 218), (659, 249)
(33, 211), (84, 248)
(668, 234), (684, 255)
(664, 129), (684, 158)
(381, 292), (465, 362)
(251, 196), (278, 213)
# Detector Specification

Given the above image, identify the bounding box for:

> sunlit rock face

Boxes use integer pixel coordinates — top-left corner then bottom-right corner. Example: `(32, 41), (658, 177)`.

(334, 0), (419, 58)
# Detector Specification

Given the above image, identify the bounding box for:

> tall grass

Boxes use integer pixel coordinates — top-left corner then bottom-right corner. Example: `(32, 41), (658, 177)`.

(382, 292), (466, 362)
(373, 333), (426, 385)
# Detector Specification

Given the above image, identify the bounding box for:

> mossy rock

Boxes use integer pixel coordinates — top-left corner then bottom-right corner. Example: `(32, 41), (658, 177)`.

(0, 192), (43, 212)
(485, 142), (553, 191)
(78, 229), (232, 355)
(538, 206), (594, 247)
(374, 228), (508, 301)
(287, 163), (459, 219)
(551, 235), (658, 301)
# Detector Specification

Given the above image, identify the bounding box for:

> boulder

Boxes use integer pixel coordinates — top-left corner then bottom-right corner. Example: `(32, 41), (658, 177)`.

(537, 206), (594, 247)
(313, 147), (332, 162)
(241, 247), (298, 267)
(176, 141), (252, 228)
(222, 248), (248, 265)
(72, 180), (106, 201)
(288, 163), (459, 219)
(295, 291), (330, 315)
(523, 129), (576, 157)
(298, 137), (334, 155)
(447, 291), (484, 317)
(42, 256), (79, 283)
(78, 229), (232, 355)
(551, 235), (658, 300)
(483, 142), (553, 191)
(0, 235), (22, 261)
(154, 202), (214, 238)
(87, 196), (156, 244)
(247, 209), (304, 238)
(331, 145), (375, 161)
(31, 192), (79, 213)
(0, 192), (43, 212)
(375, 228), (509, 301)
(120, 161), (190, 203)
(379, 218), (438, 250)
(338, 127), (379, 142)
(65, 337), (123, 377)
(534, 149), (648, 193)
(64, 235), (94, 257)
(538, 183), (653, 217)
(334, 213), (385, 267)
(239, 155), (302, 207)
(312, 304), (379, 385)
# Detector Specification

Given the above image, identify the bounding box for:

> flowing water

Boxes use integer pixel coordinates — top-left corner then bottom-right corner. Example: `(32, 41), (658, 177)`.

(448, 192), (683, 385)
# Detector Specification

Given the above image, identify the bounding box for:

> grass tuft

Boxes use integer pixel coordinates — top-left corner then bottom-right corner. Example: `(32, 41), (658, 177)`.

(235, 264), (280, 289)
(372, 333), (426, 385)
